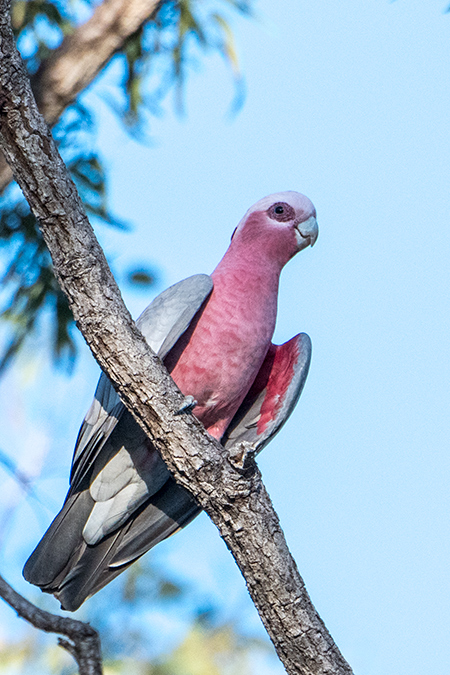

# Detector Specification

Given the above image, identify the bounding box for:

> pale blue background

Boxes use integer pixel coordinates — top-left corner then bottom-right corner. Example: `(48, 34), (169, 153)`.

(1, 1), (450, 673)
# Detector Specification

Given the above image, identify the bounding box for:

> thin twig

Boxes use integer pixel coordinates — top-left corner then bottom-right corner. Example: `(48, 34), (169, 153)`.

(0, 575), (102, 675)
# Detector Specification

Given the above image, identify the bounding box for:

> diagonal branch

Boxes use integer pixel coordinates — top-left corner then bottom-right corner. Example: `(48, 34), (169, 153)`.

(31, 0), (163, 126)
(0, 575), (102, 675)
(0, 4), (353, 674)
(0, 0), (163, 192)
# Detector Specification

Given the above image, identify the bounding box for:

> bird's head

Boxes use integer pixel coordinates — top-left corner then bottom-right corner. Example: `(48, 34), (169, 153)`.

(231, 191), (318, 267)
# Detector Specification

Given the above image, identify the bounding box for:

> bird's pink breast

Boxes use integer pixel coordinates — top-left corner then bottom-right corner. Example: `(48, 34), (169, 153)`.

(165, 262), (280, 439)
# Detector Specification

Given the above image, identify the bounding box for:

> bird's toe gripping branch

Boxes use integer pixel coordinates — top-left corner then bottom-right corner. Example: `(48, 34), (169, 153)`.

(174, 395), (198, 415)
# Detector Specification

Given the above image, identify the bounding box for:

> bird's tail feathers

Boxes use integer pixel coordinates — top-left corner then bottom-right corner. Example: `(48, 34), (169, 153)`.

(23, 490), (93, 589)
(23, 479), (200, 611)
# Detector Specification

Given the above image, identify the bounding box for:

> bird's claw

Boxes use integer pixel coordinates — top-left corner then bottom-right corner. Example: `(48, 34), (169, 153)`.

(175, 395), (198, 415)
(228, 440), (257, 472)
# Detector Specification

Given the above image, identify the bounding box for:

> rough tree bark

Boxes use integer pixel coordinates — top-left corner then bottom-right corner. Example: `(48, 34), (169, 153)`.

(0, 0), (163, 192)
(0, 4), (354, 675)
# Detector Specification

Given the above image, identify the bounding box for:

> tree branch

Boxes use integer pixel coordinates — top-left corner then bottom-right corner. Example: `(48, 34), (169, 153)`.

(0, 575), (102, 675)
(0, 5), (354, 674)
(0, 0), (163, 192)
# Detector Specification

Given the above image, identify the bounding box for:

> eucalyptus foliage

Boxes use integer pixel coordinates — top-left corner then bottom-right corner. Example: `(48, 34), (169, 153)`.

(0, 0), (252, 372)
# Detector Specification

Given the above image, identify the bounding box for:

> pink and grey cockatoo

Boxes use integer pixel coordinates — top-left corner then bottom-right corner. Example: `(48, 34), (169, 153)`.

(23, 191), (318, 611)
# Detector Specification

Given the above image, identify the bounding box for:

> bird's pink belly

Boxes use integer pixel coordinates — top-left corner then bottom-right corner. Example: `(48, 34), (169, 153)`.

(168, 322), (271, 439)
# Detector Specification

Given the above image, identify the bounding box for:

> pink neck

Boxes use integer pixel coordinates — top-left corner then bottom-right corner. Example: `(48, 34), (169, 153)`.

(210, 241), (281, 344)
(211, 236), (284, 288)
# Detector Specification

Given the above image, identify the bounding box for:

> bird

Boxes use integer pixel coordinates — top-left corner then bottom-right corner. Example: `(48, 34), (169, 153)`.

(23, 191), (318, 611)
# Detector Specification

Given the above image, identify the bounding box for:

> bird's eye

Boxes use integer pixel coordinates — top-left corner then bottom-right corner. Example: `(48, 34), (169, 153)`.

(268, 202), (295, 222)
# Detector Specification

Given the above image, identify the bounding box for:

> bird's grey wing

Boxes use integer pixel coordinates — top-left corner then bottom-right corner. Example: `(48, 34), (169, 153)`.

(70, 273), (213, 487)
(24, 275), (213, 605)
(222, 333), (312, 454)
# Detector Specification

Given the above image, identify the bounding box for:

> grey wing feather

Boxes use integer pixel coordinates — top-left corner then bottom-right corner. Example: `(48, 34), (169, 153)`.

(71, 373), (124, 484)
(23, 491), (94, 588)
(110, 478), (200, 567)
(223, 333), (312, 454)
(81, 410), (171, 545)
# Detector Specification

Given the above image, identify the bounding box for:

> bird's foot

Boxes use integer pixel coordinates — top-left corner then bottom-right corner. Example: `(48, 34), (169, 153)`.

(175, 395), (198, 415)
(228, 440), (257, 472)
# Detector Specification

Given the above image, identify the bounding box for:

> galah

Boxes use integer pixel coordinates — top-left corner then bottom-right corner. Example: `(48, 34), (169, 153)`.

(23, 191), (318, 611)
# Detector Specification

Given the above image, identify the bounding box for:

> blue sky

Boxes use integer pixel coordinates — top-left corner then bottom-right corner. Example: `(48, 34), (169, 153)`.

(1, 1), (450, 674)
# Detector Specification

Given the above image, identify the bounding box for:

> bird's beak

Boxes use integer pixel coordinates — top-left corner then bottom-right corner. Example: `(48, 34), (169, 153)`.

(295, 216), (319, 249)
